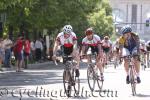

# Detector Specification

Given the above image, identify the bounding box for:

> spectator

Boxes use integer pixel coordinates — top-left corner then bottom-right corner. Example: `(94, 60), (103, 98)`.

(3, 35), (13, 68)
(35, 38), (43, 62)
(30, 39), (35, 62)
(14, 35), (23, 72)
(0, 38), (4, 71)
(24, 37), (30, 69)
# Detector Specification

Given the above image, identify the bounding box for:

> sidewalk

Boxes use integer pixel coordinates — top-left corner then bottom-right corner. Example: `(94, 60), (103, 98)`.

(0, 61), (63, 73)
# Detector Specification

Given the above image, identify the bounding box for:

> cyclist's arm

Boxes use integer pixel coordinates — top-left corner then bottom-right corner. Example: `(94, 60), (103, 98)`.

(81, 45), (86, 56)
(53, 40), (60, 56)
(73, 40), (78, 50)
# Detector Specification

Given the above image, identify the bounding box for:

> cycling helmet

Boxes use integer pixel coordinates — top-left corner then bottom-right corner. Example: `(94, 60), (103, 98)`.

(146, 40), (150, 46)
(63, 25), (73, 34)
(140, 39), (145, 45)
(120, 25), (132, 35)
(85, 28), (93, 36)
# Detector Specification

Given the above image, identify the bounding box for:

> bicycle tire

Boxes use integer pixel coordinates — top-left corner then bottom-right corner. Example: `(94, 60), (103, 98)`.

(63, 70), (72, 97)
(87, 65), (96, 91)
(129, 66), (136, 96)
(97, 75), (104, 91)
(72, 69), (80, 96)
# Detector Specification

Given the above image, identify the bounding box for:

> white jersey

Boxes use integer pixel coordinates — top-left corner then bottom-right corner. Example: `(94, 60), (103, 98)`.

(82, 34), (101, 46)
(56, 32), (77, 47)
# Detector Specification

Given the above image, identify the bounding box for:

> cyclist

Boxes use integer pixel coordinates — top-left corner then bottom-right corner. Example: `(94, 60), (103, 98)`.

(118, 25), (141, 84)
(52, 25), (80, 77)
(81, 27), (104, 80)
(146, 40), (150, 67)
(140, 40), (147, 66)
(101, 36), (112, 65)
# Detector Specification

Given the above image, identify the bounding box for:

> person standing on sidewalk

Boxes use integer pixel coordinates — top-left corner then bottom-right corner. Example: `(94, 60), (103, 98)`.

(35, 38), (43, 62)
(30, 39), (35, 62)
(14, 35), (23, 72)
(3, 35), (13, 68)
(0, 38), (5, 71)
(24, 37), (30, 69)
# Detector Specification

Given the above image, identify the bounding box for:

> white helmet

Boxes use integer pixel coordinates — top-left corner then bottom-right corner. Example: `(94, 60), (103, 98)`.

(140, 39), (145, 45)
(63, 25), (73, 34)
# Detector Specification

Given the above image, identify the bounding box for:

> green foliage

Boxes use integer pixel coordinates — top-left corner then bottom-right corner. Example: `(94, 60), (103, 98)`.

(0, 0), (113, 40)
(88, 0), (113, 37)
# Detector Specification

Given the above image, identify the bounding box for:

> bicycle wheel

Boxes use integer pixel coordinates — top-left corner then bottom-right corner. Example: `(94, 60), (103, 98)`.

(129, 67), (136, 96)
(96, 71), (103, 91)
(72, 69), (80, 96)
(87, 65), (96, 91)
(63, 70), (72, 97)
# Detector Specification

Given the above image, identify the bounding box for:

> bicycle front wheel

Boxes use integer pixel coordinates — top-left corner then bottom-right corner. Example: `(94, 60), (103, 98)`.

(87, 65), (96, 91)
(129, 67), (136, 96)
(63, 70), (72, 97)
(72, 69), (80, 96)
(97, 72), (103, 91)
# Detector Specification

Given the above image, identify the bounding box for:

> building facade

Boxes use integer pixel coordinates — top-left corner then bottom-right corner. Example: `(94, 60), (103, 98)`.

(109, 0), (150, 40)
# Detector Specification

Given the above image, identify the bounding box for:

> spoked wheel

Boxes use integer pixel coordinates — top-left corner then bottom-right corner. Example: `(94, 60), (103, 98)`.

(63, 70), (72, 97)
(129, 68), (136, 96)
(73, 69), (80, 96)
(87, 66), (96, 91)
(96, 71), (104, 91)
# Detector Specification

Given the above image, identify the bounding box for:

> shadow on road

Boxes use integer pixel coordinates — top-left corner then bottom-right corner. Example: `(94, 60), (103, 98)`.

(0, 70), (63, 86)
(136, 93), (150, 97)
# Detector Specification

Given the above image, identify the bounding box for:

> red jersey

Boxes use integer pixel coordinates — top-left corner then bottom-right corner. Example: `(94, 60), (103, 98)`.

(24, 40), (30, 53)
(16, 39), (23, 53)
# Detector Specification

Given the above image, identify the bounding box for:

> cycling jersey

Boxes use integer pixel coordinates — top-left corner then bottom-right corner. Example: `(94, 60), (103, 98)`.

(56, 32), (77, 48)
(82, 34), (101, 46)
(118, 32), (139, 52)
(101, 40), (112, 53)
(101, 40), (112, 48)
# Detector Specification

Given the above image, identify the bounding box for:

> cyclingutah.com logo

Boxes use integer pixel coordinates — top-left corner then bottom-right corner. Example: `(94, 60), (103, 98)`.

(0, 86), (118, 99)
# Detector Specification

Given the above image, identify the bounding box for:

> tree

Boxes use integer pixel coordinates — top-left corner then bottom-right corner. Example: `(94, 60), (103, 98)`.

(88, 0), (113, 37)
(0, 0), (113, 40)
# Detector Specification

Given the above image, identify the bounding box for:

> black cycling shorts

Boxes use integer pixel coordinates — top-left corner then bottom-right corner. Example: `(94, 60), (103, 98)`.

(62, 45), (73, 55)
(85, 46), (99, 54)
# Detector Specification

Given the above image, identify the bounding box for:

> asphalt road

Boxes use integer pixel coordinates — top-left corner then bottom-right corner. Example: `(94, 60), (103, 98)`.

(0, 61), (150, 100)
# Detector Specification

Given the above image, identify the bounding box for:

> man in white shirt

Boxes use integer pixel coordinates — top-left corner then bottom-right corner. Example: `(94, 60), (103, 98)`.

(35, 38), (43, 61)
(3, 35), (13, 68)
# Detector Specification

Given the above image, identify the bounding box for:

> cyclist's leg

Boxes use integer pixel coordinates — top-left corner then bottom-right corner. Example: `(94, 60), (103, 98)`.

(132, 48), (141, 83)
(96, 54), (104, 80)
(133, 56), (141, 83)
(96, 58), (104, 81)
(122, 48), (130, 84)
(72, 49), (80, 77)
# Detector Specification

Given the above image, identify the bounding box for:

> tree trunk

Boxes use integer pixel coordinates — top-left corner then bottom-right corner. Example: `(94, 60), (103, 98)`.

(8, 25), (13, 40)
